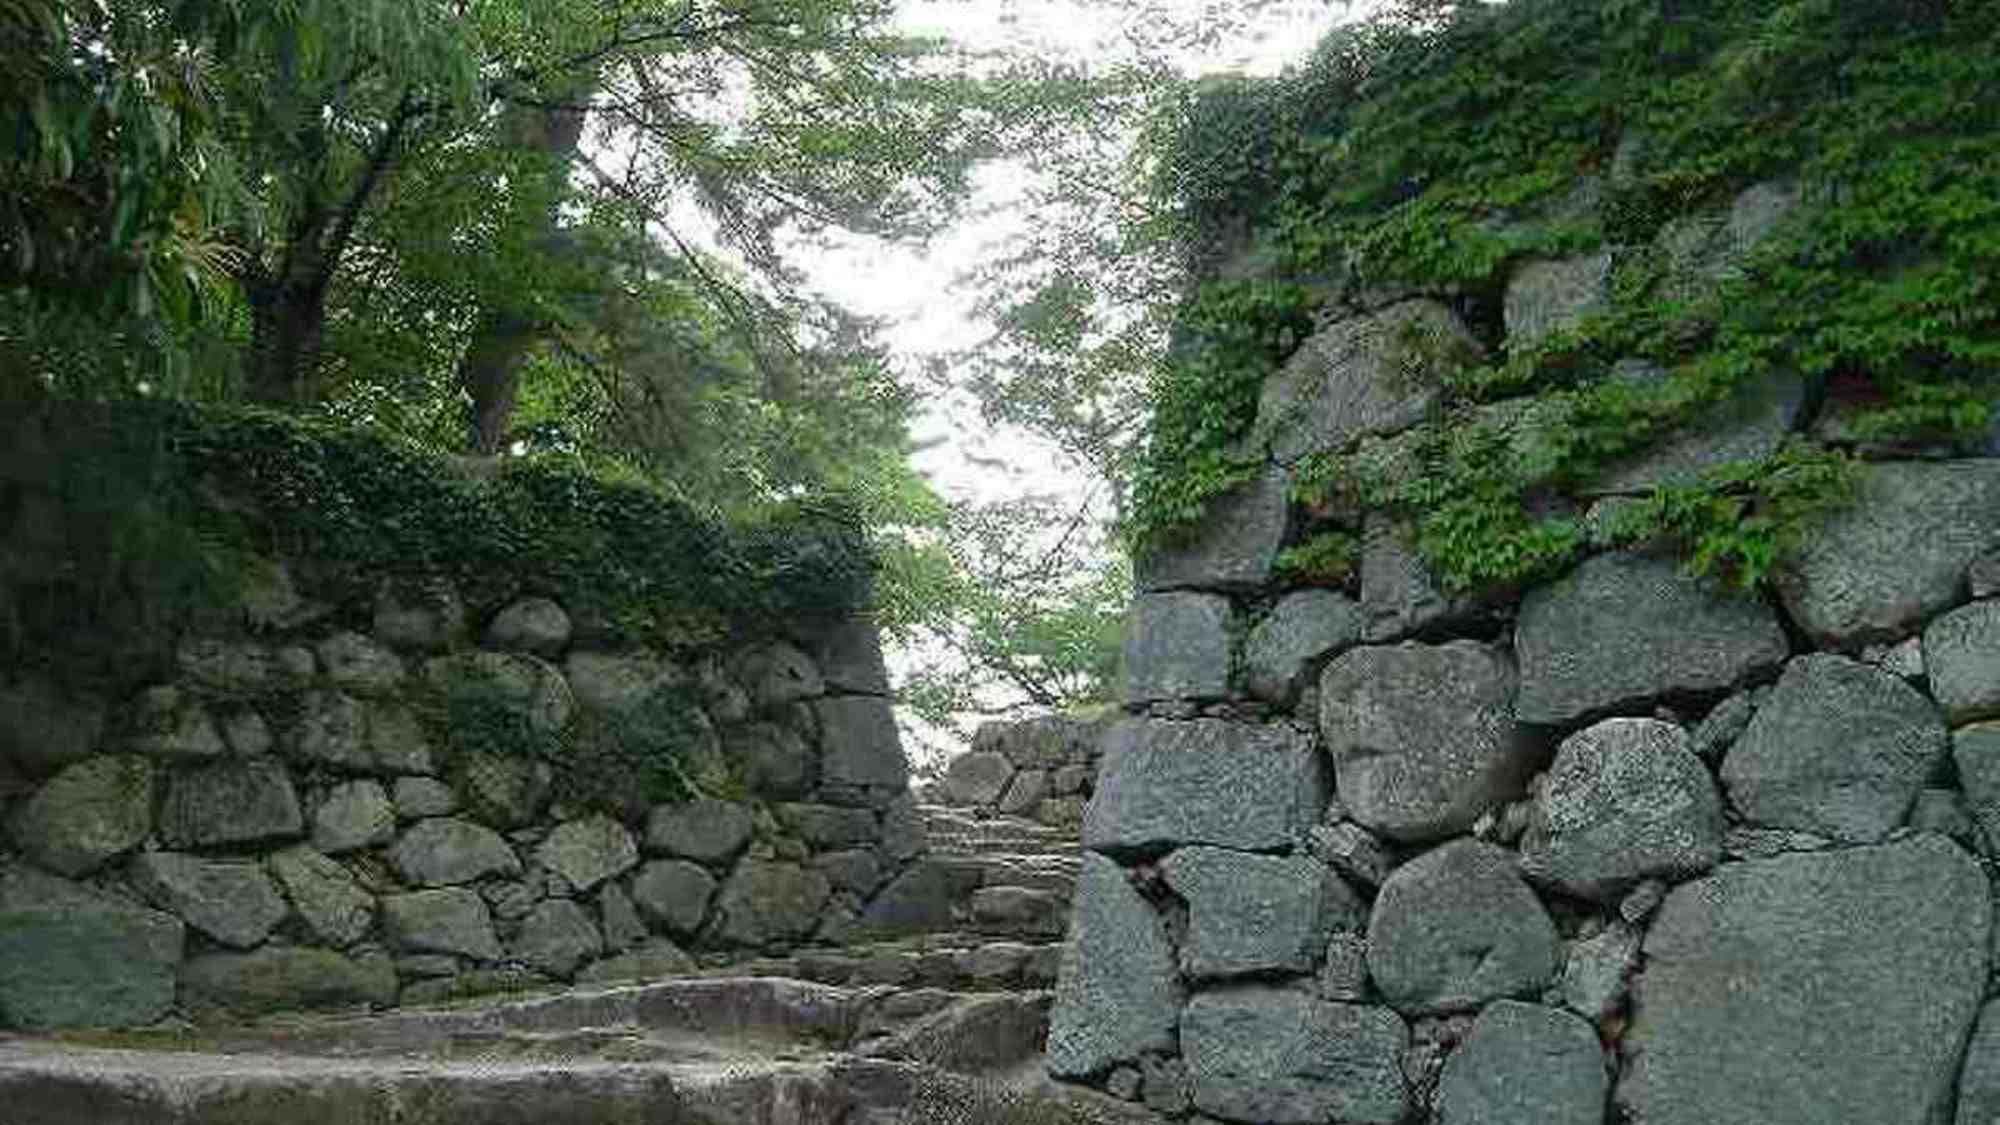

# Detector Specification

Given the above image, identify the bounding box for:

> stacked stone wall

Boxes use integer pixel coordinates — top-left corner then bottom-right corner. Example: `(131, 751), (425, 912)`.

(1047, 177), (2000, 1123)
(932, 713), (1112, 830)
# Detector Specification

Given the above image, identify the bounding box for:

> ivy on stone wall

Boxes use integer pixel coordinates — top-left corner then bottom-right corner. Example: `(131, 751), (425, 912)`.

(1133, 0), (2000, 593)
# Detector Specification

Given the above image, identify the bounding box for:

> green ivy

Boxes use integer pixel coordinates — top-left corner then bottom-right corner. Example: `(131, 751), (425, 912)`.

(1272, 531), (1358, 587)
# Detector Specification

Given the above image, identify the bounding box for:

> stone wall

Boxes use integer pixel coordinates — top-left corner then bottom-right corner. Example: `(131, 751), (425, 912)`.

(0, 574), (921, 1031)
(1045, 180), (2000, 1122)
(931, 713), (1112, 830)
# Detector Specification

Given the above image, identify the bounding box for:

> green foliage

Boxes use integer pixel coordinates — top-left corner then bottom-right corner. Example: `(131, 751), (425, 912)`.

(1272, 531), (1358, 587)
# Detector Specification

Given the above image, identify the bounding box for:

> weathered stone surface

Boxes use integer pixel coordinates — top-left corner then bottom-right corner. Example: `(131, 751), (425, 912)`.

(0, 869), (182, 1029)
(1244, 590), (1363, 703)
(1690, 691), (1755, 762)
(1317, 932), (1371, 1002)
(969, 885), (1067, 937)
(392, 775), (458, 820)
(176, 637), (276, 695)
(1046, 852), (1184, 1079)
(597, 882), (647, 952)
(733, 642), (825, 707)
(627, 859), (716, 936)
(1136, 469), (1292, 593)
(484, 597), (572, 656)
(182, 946), (397, 1016)
(1368, 840), (1557, 1016)
(1320, 641), (1527, 843)
(578, 938), (699, 985)
(644, 797), (753, 864)
(312, 779), (396, 854)
(1309, 821), (1395, 888)
(1954, 723), (2000, 855)
(562, 651), (679, 714)
(1253, 298), (1481, 464)
(1909, 787), (1976, 844)
(776, 802), (877, 850)
(942, 750), (1015, 806)
(391, 817), (523, 887)
(1655, 179), (1802, 297)
(535, 814), (637, 893)
(1357, 514), (1477, 644)
(127, 686), (225, 760)
(9, 754), (152, 876)
(1925, 600), (2000, 724)
(1721, 654), (1947, 842)
(812, 618), (893, 695)
(128, 851), (286, 948)
(1957, 1000), (2000, 1125)
(1162, 847), (1364, 979)
(372, 581), (465, 651)
(266, 845), (374, 948)
(159, 758), (303, 849)
(1122, 591), (1231, 703)
(1505, 252), (1612, 349)
(366, 702), (434, 775)
(1521, 718), (1722, 899)
(1181, 988), (1408, 1125)
(450, 750), (550, 829)
(1592, 372), (1805, 496)
(712, 861), (831, 946)
(1085, 718), (1326, 857)
(814, 695), (907, 790)
(290, 690), (371, 771)
(998, 768), (1049, 815)
(220, 710), (273, 756)
(1559, 923), (1641, 1021)
(1436, 1001), (1605, 1125)
(725, 721), (816, 799)
(1618, 835), (1988, 1125)
(510, 898), (603, 977)
(1778, 461), (2000, 648)
(424, 652), (575, 753)
(811, 849), (882, 898)
(861, 857), (984, 935)
(1515, 552), (1789, 725)
(317, 631), (406, 696)
(381, 888), (503, 960)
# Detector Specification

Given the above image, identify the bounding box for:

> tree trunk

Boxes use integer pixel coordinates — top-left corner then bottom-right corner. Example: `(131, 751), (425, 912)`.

(243, 280), (329, 407)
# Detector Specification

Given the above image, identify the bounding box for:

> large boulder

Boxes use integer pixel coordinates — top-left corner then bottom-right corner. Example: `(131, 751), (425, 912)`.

(311, 779), (396, 854)
(1252, 298), (1480, 464)
(535, 814), (638, 893)
(1435, 1001), (1605, 1125)
(724, 721), (816, 799)
(1957, 1000), (2000, 1125)
(289, 690), (372, 771)
(424, 651), (575, 755)
(1161, 847), (1364, 979)
(265, 845), (374, 948)
(1319, 641), (1529, 843)
(712, 861), (830, 946)
(390, 817), (523, 887)
(0, 868), (183, 1029)
(1243, 590), (1363, 703)
(509, 898), (604, 977)
(1778, 461), (2000, 649)
(128, 852), (287, 948)
(381, 888), (503, 960)
(1136, 469), (1292, 593)
(1590, 370), (1805, 496)
(1085, 719), (1326, 858)
(1122, 591), (1231, 703)
(1515, 552), (1789, 726)
(1924, 600), (2000, 724)
(1045, 852), (1184, 1079)
(811, 618), (893, 696)
(941, 750), (1015, 807)
(8, 754), (152, 876)
(1180, 988), (1409, 1125)
(731, 642), (826, 708)
(644, 798), (753, 865)
(1617, 835), (1988, 1125)
(1521, 718), (1723, 899)
(181, 946), (397, 1017)
(1367, 840), (1557, 1016)
(1720, 654), (1947, 842)
(1358, 514), (1479, 643)
(814, 695), (907, 790)
(628, 859), (716, 937)
(859, 856), (985, 935)
(316, 631), (406, 696)
(450, 750), (551, 829)
(484, 597), (572, 656)
(158, 758), (303, 849)
(1504, 252), (1612, 349)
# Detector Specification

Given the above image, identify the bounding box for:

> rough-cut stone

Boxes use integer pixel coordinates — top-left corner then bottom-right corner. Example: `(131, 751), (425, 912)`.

(371, 581), (465, 651)
(424, 652), (575, 753)
(128, 851), (286, 948)
(942, 750), (1015, 806)
(8, 754), (152, 876)
(1085, 718), (1326, 858)
(1619, 835), (1988, 1125)
(1357, 514), (1476, 644)
(266, 845), (374, 948)
(713, 861), (831, 946)
(1505, 253), (1612, 349)
(381, 888), (503, 960)
(1368, 840), (1557, 1016)
(998, 768), (1049, 815)
(1137, 469), (1292, 593)
(127, 686), (225, 760)
(1244, 590), (1363, 703)
(1521, 718), (1722, 899)
(1557, 924), (1641, 1021)
(182, 946), (397, 1016)
(1779, 461), (2000, 648)
(644, 797), (753, 864)
(1309, 821), (1395, 888)
(776, 802), (877, 850)
(596, 882), (647, 952)
(221, 710), (272, 756)
(1320, 641), (1527, 843)
(175, 637), (276, 694)
(733, 642), (825, 707)
(0, 676), (105, 777)
(159, 758), (302, 849)
(1253, 298), (1481, 464)
(1515, 552), (1790, 725)
(970, 885), (1067, 936)
(1436, 1001), (1605, 1125)
(1181, 988), (1409, 1125)
(1046, 852), (1184, 1078)
(1924, 600), (2000, 724)
(392, 775), (458, 820)
(811, 849), (882, 898)
(366, 701), (434, 775)
(484, 597), (572, 655)
(290, 690), (371, 771)
(814, 695), (907, 789)
(391, 817), (523, 886)
(811, 618), (893, 695)
(451, 750), (549, 829)
(1592, 372), (1804, 496)
(1690, 691), (1755, 762)
(725, 721), (815, 799)
(1958, 1000), (2000, 1125)
(317, 631), (406, 696)
(628, 859), (715, 936)
(1163, 847), (1364, 979)
(535, 814), (637, 893)
(1318, 932), (1371, 1001)
(510, 898), (603, 977)
(312, 779), (396, 854)
(0, 869), (183, 1029)
(1721, 654), (1947, 842)
(861, 857), (985, 934)
(562, 651), (679, 714)
(1954, 723), (2000, 855)
(1655, 179), (1802, 298)
(1123, 591), (1231, 703)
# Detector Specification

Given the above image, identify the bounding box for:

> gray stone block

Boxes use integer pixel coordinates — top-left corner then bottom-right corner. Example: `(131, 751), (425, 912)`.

(1367, 840), (1557, 1016)
(381, 888), (502, 960)
(391, 817), (523, 887)
(8, 754), (152, 877)
(534, 814), (637, 893)
(0, 868), (182, 1030)
(1045, 852), (1184, 1079)
(814, 695), (907, 790)
(509, 898), (603, 977)
(1504, 252), (1612, 350)
(1521, 718), (1722, 899)
(313, 779), (396, 854)
(1435, 1001), (1605, 1125)
(182, 946), (397, 1017)
(1136, 469), (1292, 593)
(266, 845), (374, 948)
(1162, 847), (1364, 979)
(644, 797), (753, 864)
(1085, 718), (1326, 858)
(129, 852), (287, 949)
(1122, 591), (1231, 703)
(712, 861), (830, 946)
(1181, 988), (1409, 1125)
(628, 859), (715, 936)
(159, 758), (302, 849)
(1243, 590), (1363, 703)
(1925, 600), (2000, 724)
